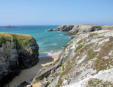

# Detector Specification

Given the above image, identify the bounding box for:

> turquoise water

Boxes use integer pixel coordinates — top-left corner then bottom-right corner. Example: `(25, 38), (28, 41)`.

(0, 25), (71, 53)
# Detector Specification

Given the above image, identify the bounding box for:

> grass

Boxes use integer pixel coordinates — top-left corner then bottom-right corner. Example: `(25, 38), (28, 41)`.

(0, 33), (13, 47)
(93, 37), (113, 72)
(56, 54), (78, 87)
(0, 32), (35, 49)
(46, 81), (51, 86)
(87, 78), (113, 87)
(55, 32), (113, 87)
(88, 33), (98, 39)
(62, 64), (65, 71)
(77, 39), (83, 44)
(12, 33), (34, 47)
(65, 56), (68, 60)
(75, 44), (83, 51)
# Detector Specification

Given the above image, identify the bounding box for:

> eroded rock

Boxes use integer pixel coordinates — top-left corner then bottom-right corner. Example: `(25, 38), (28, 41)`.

(31, 30), (113, 87)
(51, 24), (113, 35)
(53, 25), (74, 32)
(0, 32), (39, 86)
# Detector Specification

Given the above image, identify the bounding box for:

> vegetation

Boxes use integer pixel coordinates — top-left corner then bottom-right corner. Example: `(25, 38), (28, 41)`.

(56, 33), (113, 87)
(0, 32), (35, 48)
(46, 81), (51, 86)
(0, 33), (13, 46)
(12, 34), (35, 49)
(87, 78), (113, 87)
(75, 44), (83, 51)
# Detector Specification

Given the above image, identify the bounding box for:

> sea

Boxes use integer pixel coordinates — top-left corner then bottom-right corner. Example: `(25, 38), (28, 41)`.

(0, 25), (71, 56)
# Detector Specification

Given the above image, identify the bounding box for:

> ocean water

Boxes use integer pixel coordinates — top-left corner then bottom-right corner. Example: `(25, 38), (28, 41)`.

(0, 25), (71, 54)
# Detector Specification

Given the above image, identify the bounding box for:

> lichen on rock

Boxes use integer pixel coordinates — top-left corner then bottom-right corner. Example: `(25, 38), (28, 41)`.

(31, 30), (113, 87)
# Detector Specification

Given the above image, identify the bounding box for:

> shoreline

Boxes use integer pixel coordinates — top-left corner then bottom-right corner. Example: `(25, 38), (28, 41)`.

(39, 50), (62, 58)
(4, 52), (61, 87)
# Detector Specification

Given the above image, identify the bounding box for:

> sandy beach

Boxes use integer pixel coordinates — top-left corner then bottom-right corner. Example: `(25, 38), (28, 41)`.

(4, 53), (59, 87)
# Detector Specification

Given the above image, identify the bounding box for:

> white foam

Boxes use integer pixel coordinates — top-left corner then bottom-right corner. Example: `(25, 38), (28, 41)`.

(39, 50), (62, 58)
(47, 50), (62, 56)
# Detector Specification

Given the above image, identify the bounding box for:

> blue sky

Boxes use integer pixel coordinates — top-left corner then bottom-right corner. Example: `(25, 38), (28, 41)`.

(0, 0), (113, 25)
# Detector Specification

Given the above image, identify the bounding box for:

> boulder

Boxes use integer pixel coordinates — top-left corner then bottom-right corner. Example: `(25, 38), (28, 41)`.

(0, 32), (39, 86)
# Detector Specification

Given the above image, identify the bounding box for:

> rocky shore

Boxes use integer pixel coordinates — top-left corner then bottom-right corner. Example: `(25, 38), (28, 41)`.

(0, 32), (39, 87)
(30, 25), (113, 87)
(1, 24), (113, 87)
(48, 24), (113, 34)
(4, 55), (59, 87)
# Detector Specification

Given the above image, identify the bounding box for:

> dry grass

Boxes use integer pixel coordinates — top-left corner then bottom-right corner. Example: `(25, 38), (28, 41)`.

(0, 32), (35, 48)
(87, 78), (113, 87)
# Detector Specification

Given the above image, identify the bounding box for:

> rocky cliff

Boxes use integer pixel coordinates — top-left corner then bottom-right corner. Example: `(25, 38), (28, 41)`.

(48, 24), (113, 34)
(0, 32), (39, 86)
(31, 30), (113, 87)
(68, 24), (102, 34)
(54, 25), (74, 32)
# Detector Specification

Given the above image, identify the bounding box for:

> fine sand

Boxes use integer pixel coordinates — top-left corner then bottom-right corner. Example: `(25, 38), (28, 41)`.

(4, 53), (59, 87)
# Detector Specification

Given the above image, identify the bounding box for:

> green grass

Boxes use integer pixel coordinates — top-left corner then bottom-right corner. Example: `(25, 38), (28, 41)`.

(0, 32), (35, 49)
(62, 64), (65, 71)
(0, 33), (13, 47)
(46, 81), (51, 86)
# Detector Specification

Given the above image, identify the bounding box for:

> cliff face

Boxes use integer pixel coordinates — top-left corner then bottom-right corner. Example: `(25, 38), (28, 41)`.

(48, 24), (113, 35)
(68, 24), (102, 34)
(31, 30), (113, 87)
(54, 25), (74, 32)
(0, 32), (39, 86)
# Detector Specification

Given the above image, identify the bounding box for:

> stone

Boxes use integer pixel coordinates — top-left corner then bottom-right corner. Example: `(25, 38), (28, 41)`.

(52, 25), (74, 32)
(30, 30), (113, 87)
(0, 32), (39, 86)
(47, 29), (54, 32)
(52, 24), (113, 35)
(68, 24), (102, 34)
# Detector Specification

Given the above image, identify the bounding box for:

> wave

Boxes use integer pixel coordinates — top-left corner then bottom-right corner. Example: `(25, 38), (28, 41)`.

(39, 50), (62, 58)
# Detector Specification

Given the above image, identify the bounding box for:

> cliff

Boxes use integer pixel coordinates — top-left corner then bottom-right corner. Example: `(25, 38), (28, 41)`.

(48, 24), (113, 34)
(31, 30), (113, 87)
(0, 32), (39, 86)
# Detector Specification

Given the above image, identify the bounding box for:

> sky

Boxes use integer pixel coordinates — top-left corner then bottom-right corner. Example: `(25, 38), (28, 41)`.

(0, 0), (113, 25)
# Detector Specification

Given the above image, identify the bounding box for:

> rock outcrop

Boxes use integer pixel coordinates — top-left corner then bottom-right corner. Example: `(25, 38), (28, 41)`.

(48, 25), (74, 32)
(48, 24), (113, 35)
(0, 32), (39, 86)
(47, 29), (54, 32)
(68, 24), (102, 34)
(30, 30), (113, 87)
(54, 25), (74, 32)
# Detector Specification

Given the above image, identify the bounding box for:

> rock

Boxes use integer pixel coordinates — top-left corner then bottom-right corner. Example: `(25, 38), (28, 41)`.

(89, 25), (102, 31)
(52, 24), (113, 35)
(50, 24), (103, 35)
(31, 30), (113, 87)
(0, 32), (39, 86)
(4, 25), (16, 28)
(102, 25), (113, 30)
(47, 29), (54, 32)
(16, 81), (30, 87)
(53, 25), (74, 32)
(68, 24), (102, 34)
